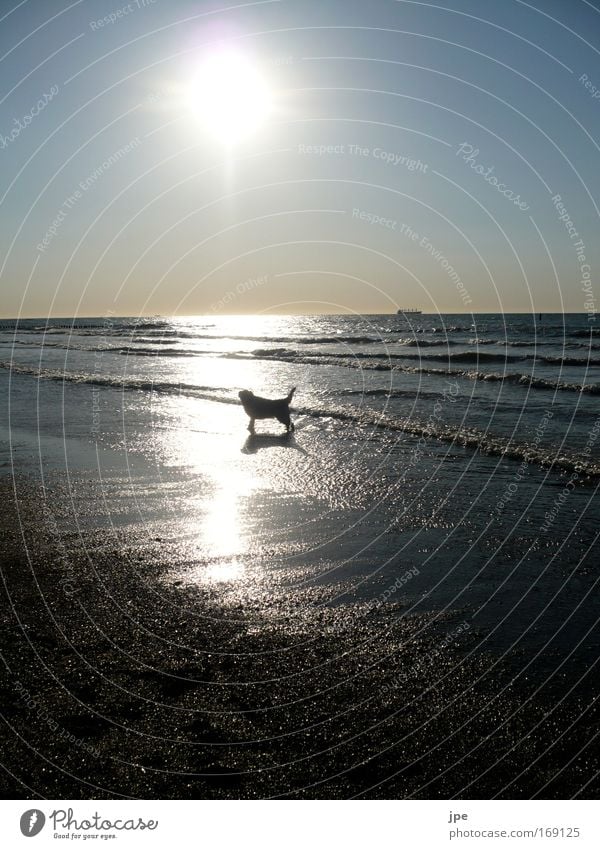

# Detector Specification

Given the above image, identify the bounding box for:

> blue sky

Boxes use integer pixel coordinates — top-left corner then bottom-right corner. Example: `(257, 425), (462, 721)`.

(1, 0), (599, 316)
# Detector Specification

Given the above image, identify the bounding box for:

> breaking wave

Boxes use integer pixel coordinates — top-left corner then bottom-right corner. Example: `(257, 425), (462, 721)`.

(222, 350), (600, 394)
(2, 360), (598, 479)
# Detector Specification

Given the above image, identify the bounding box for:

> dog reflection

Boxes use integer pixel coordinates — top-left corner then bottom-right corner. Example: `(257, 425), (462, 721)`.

(241, 433), (295, 455)
(238, 387), (296, 434)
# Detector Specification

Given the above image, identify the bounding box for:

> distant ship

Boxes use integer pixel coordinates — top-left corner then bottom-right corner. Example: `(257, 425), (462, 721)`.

(397, 308), (422, 315)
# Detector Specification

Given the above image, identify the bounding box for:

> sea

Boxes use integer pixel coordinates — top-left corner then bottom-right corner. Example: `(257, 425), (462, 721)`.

(1, 312), (599, 679)
(2, 312), (599, 469)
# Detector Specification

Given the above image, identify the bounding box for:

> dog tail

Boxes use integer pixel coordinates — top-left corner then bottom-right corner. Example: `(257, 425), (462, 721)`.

(287, 386), (296, 403)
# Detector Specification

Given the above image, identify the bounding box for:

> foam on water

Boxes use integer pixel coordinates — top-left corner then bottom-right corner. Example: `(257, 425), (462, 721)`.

(3, 358), (599, 479)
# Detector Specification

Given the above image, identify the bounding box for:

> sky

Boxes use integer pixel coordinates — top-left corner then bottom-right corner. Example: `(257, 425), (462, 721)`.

(1, 0), (599, 317)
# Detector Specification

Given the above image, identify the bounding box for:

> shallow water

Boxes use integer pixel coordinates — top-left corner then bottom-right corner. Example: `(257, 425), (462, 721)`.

(2, 313), (600, 466)
(1, 313), (598, 688)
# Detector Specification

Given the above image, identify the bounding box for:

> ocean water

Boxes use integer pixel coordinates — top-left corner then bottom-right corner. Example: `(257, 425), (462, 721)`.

(2, 312), (599, 472)
(1, 313), (599, 672)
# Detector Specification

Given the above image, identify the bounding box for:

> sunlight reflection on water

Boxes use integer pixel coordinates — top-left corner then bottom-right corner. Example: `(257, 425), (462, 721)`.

(162, 395), (268, 587)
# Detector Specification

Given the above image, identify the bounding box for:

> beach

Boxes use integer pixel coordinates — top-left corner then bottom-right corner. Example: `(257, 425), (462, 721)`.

(1, 314), (599, 798)
(1, 472), (598, 799)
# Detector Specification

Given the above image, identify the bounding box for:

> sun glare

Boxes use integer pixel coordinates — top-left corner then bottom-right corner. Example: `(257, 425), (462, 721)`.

(188, 48), (273, 143)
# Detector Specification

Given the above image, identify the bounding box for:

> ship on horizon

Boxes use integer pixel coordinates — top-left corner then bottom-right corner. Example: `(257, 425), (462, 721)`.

(396, 308), (422, 315)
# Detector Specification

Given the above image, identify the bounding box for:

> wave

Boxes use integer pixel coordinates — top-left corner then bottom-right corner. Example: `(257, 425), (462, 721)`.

(247, 348), (525, 364)
(115, 346), (196, 358)
(246, 348), (600, 367)
(4, 336), (600, 369)
(0, 361), (234, 402)
(416, 325), (470, 333)
(446, 351), (525, 363)
(295, 404), (600, 479)
(340, 388), (451, 401)
(0, 341), (204, 357)
(539, 355), (600, 366)
(3, 360), (599, 478)
(0, 321), (172, 332)
(450, 352), (600, 366)
(571, 328), (599, 337)
(223, 350), (600, 394)
(468, 371), (600, 393)
(439, 352), (597, 366)
(4, 322), (600, 363)
(396, 338), (460, 347)
(472, 339), (600, 351)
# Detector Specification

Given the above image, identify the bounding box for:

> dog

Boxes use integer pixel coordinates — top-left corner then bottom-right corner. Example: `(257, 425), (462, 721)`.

(238, 387), (296, 434)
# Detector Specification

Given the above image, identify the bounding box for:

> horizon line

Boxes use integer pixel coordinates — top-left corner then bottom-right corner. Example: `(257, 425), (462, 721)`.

(0, 311), (590, 321)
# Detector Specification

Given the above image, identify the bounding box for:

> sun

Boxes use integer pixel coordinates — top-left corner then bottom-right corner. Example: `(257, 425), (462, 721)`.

(188, 48), (273, 144)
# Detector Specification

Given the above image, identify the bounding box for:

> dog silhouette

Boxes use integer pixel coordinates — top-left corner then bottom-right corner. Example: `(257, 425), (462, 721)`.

(238, 387), (296, 434)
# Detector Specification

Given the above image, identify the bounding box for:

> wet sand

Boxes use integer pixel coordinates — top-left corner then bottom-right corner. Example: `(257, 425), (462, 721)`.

(1, 476), (598, 799)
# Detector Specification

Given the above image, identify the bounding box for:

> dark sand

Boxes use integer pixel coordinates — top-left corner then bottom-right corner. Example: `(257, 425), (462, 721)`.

(1, 476), (598, 800)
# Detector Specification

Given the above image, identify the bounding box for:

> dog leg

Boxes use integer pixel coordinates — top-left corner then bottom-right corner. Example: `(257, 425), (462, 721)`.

(248, 418), (255, 434)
